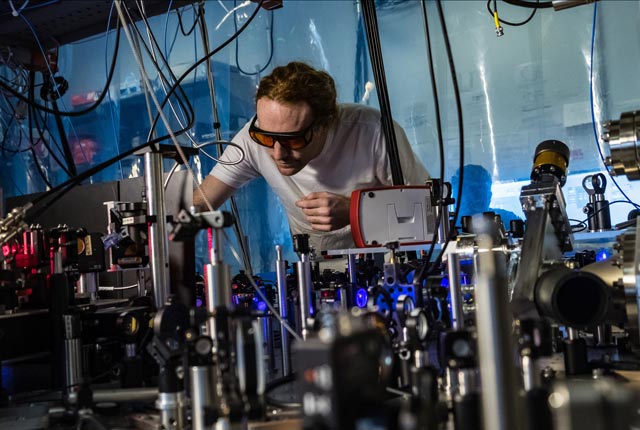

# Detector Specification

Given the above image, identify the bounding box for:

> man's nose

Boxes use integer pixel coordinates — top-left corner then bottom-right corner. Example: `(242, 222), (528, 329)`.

(273, 140), (290, 159)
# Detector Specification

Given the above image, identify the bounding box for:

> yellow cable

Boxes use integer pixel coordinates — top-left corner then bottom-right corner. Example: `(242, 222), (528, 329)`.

(493, 11), (500, 29)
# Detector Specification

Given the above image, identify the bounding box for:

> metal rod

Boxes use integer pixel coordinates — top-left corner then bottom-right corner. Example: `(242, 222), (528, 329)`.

(347, 254), (357, 285)
(447, 253), (464, 330)
(275, 246), (291, 376)
(521, 355), (537, 392)
(297, 254), (313, 340)
(144, 150), (170, 310)
(190, 366), (215, 430)
(475, 239), (523, 430)
(197, 1), (253, 276)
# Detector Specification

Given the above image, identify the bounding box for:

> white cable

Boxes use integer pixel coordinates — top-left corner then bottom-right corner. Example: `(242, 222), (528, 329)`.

(9, 0), (29, 17)
(115, 0), (215, 214)
(217, 0), (230, 13)
(134, 1), (245, 167)
(222, 230), (303, 342)
(99, 284), (138, 291)
(215, 0), (251, 30)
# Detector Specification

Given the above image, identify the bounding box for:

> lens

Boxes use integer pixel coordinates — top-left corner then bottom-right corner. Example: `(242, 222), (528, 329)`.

(530, 140), (570, 186)
(249, 131), (275, 148)
(280, 136), (307, 150)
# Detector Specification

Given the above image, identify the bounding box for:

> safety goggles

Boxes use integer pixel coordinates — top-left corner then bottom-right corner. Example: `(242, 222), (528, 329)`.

(248, 115), (314, 150)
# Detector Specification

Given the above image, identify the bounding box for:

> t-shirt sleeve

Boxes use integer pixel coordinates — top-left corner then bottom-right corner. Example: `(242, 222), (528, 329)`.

(209, 123), (261, 189)
(375, 121), (430, 185)
(394, 122), (430, 185)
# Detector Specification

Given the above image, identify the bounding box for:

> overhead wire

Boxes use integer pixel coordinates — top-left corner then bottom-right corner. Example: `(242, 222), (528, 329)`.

(423, 0), (465, 278)
(588, 1), (639, 209)
(134, 0), (244, 167)
(27, 71), (52, 188)
(195, 0), (253, 274)
(177, 5), (202, 36)
(103, 0), (125, 180)
(24, 0), (260, 223)
(115, 0), (215, 222)
(0, 19), (121, 118)
(141, 0), (264, 216)
(416, 0), (446, 282)
(361, 0), (404, 185)
(15, 10), (89, 167)
(233, 0), (274, 76)
(502, 0), (552, 8)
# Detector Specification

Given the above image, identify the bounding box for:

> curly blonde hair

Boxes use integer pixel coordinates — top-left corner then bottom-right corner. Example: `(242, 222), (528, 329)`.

(256, 62), (338, 127)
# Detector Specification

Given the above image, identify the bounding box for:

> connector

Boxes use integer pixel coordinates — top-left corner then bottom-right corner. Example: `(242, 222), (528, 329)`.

(493, 11), (504, 37)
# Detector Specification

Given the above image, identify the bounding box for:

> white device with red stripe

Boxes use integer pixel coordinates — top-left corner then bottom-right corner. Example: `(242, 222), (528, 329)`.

(350, 185), (437, 248)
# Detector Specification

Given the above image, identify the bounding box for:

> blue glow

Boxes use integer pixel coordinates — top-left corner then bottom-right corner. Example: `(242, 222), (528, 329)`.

(195, 298), (203, 307)
(256, 300), (268, 312)
(355, 288), (368, 308)
(596, 248), (611, 262)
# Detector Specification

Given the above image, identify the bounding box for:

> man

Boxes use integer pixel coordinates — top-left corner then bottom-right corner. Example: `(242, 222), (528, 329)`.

(194, 62), (429, 251)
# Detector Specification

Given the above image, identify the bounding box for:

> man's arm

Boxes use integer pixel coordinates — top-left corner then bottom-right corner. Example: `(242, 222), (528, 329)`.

(193, 175), (236, 212)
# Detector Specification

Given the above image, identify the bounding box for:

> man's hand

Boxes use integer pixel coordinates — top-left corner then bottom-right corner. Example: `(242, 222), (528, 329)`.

(295, 192), (350, 232)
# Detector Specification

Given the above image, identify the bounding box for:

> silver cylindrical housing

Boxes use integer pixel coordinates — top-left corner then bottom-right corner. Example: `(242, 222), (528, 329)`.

(522, 355), (537, 392)
(67, 387), (158, 404)
(77, 273), (98, 302)
(156, 391), (185, 430)
(297, 254), (313, 340)
(205, 263), (231, 311)
(52, 249), (63, 274)
(275, 245), (291, 375)
(475, 244), (523, 430)
(144, 151), (170, 310)
(447, 253), (464, 330)
(190, 366), (215, 430)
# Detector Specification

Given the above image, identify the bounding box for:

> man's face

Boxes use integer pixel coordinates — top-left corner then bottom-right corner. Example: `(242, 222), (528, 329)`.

(255, 98), (325, 176)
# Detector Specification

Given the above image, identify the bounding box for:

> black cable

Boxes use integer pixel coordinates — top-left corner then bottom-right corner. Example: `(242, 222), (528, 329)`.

(264, 373), (300, 410)
(177, 5), (201, 36)
(50, 97), (78, 176)
(0, 93), (29, 156)
(265, 372), (297, 393)
(27, 137), (167, 221)
(361, 0), (404, 186)
(429, 0), (465, 275)
(30, 98), (73, 176)
(503, 0), (553, 8)
(569, 218), (587, 233)
(417, 0), (445, 280)
(125, 1), (196, 130)
(0, 19), (120, 117)
(579, 199), (637, 227)
(146, 0), (264, 144)
(27, 71), (52, 188)
(234, 0), (274, 76)
(488, 0), (538, 26)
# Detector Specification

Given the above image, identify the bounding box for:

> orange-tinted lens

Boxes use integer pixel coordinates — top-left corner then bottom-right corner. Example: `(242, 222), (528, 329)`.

(278, 136), (307, 150)
(249, 130), (275, 148)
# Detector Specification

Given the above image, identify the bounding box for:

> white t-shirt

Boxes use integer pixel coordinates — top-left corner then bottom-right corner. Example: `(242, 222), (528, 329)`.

(211, 103), (430, 251)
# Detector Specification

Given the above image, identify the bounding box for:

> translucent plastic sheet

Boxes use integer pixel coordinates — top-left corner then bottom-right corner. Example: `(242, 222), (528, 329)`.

(3, 1), (640, 273)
